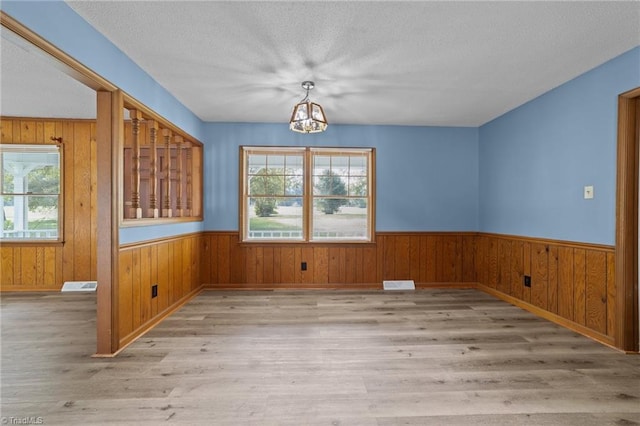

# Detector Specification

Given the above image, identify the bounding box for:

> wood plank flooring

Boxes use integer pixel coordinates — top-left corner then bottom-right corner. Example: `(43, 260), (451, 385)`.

(1, 289), (639, 425)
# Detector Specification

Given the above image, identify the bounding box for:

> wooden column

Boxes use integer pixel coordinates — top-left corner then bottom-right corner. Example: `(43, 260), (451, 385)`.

(162, 128), (173, 218)
(175, 135), (184, 217)
(95, 90), (120, 356)
(129, 109), (143, 219)
(147, 120), (159, 218)
(185, 142), (193, 217)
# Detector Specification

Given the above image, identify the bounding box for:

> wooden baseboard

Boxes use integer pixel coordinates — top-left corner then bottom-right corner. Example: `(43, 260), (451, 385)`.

(416, 282), (477, 289)
(204, 283), (382, 291)
(0, 287), (63, 292)
(476, 283), (620, 352)
(203, 282), (478, 291)
(108, 285), (204, 355)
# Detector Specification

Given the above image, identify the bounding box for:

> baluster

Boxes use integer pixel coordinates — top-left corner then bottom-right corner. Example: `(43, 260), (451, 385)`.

(162, 128), (173, 218)
(147, 120), (159, 218)
(185, 141), (193, 217)
(129, 109), (143, 219)
(175, 135), (184, 217)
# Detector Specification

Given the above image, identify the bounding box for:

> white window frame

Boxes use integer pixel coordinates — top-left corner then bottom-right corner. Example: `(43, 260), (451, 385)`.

(240, 146), (375, 243)
(1, 143), (63, 242)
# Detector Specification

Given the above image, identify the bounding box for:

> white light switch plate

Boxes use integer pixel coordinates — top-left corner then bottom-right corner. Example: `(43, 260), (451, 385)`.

(584, 185), (594, 199)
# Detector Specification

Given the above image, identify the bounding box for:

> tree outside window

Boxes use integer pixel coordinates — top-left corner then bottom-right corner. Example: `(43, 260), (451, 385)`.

(1, 144), (61, 241)
(241, 147), (374, 242)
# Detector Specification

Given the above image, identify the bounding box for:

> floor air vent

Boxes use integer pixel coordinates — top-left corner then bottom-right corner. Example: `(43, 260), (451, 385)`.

(61, 281), (98, 292)
(383, 280), (415, 290)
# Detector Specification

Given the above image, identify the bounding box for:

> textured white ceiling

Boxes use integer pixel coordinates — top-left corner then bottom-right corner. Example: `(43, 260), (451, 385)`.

(3, 1), (640, 126)
(1, 26), (96, 119)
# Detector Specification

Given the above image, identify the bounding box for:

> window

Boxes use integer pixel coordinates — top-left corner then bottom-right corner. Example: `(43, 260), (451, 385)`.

(1, 144), (62, 241)
(241, 146), (375, 242)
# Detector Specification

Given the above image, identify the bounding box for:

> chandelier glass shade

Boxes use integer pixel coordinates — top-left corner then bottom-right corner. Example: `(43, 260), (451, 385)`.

(289, 81), (328, 133)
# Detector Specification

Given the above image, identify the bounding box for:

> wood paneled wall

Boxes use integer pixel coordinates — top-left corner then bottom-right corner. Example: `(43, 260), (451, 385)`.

(201, 232), (476, 288)
(117, 233), (204, 349)
(1, 118), (97, 291)
(475, 234), (616, 345)
(201, 231), (617, 347)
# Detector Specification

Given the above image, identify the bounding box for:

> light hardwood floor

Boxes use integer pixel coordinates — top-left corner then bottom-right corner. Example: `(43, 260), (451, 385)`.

(1, 289), (639, 425)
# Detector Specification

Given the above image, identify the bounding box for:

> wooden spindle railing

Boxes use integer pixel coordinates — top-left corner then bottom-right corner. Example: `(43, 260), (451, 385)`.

(175, 135), (184, 217)
(147, 120), (159, 218)
(162, 128), (173, 218)
(185, 142), (193, 216)
(122, 101), (202, 223)
(129, 109), (143, 219)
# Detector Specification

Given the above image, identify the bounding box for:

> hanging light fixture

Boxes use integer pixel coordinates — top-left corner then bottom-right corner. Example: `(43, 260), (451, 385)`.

(289, 81), (328, 133)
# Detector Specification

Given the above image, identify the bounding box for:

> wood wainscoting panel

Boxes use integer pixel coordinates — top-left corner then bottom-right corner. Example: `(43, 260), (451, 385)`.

(156, 241), (170, 313)
(547, 245), (559, 315)
(380, 234), (396, 280)
(280, 246), (296, 283)
(1, 118), (97, 291)
(585, 250), (607, 335)
(329, 247), (346, 284)
(530, 243), (549, 311)
(118, 249), (134, 340)
(229, 234), (244, 283)
(117, 233), (204, 349)
(510, 240), (525, 301)
(557, 246), (575, 321)
(487, 237), (499, 290)
(462, 235), (476, 282)
(475, 235), (487, 288)
(497, 238), (511, 295)
(313, 246), (329, 284)
(606, 252), (617, 338)
(19, 247), (37, 287)
(439, 235), (462, 282)
(574, 248), (587, 326)
(523, 242), (532, 303)
(263, 246), (275, 283)
(139, 245), (152, 325)
(422, 235), (438, 282)
(475, 233), (616, 346)
(202, 232), (477, 289)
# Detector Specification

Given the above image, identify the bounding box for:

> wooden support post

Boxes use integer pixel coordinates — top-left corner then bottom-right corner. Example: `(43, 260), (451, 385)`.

(162, 128), (173, 218)
(95, 90), (120, 356)
(175, 135), (184, 217)
(129, 109), (143, 219)
(147, 120), (159, 218)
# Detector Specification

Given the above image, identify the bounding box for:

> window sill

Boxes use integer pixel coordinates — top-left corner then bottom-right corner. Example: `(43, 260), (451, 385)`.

(239, 239), (376, 247)
(120, 216), (203, 227)
(0, 240), (64, 247)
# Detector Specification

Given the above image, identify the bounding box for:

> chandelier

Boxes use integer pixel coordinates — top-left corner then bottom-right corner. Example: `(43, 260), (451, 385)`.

(289, 81), (328, 133)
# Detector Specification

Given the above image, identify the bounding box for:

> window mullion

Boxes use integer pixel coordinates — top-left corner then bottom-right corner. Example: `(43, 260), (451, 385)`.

(304, 148), (312, 242)
(241, 146), (373, 243)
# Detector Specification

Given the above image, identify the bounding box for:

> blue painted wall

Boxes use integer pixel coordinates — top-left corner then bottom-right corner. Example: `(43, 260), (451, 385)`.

(1, 1), (206, 243)
(204, 123), (479, 232)
(1, 1), (204, 140)
(479, 46), (640, 245)
(4, 2), (639, 245)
